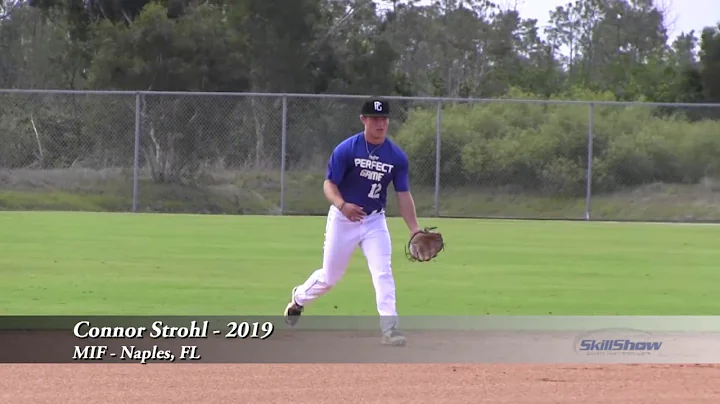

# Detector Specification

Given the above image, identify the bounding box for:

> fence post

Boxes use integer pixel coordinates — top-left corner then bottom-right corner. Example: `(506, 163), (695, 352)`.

(132, 92), (141, 213)
(280, 95), (287, 215)
(434, 101), (442, 217)
(584, 102), (595, 221)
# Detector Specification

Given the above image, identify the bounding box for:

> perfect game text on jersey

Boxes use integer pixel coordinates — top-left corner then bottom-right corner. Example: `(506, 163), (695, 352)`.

(325, 132), (410, 216)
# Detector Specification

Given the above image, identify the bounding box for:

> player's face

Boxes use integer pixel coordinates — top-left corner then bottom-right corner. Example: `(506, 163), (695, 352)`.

(361, 115), (389, 141)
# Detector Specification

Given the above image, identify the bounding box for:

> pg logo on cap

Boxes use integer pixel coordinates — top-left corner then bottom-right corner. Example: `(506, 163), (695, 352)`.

(361, 98), (390, 116)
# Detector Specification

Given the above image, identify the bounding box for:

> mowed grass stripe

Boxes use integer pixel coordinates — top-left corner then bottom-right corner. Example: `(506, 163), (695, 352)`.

(0, 211), (718, 316)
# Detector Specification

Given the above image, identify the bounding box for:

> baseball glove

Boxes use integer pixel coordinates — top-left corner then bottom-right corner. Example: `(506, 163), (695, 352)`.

(405, 227), (445, 262)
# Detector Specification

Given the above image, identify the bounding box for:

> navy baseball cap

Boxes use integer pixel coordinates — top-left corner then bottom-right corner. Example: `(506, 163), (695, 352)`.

(361, 97), (390, 116)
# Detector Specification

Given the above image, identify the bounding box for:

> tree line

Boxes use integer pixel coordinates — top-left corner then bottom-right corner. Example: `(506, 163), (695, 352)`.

(1, 0), (718, 101)
(0, 0), (719, 196)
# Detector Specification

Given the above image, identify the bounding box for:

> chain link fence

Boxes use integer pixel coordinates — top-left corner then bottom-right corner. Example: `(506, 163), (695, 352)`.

(1, 89), (719, 222)
(0, 90), (136, 211)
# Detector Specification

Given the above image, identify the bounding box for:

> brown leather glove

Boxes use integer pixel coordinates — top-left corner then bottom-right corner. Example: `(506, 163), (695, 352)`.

(405, 227), (445, 262)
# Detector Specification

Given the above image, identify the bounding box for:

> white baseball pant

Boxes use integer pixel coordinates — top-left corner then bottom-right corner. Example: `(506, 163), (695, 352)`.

(293, 205), (399, 333)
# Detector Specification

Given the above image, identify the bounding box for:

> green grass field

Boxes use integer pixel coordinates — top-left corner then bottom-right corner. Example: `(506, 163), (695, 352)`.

(1, 211), (719, 317)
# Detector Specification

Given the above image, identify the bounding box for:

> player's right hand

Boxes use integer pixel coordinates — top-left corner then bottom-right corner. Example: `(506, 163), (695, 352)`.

(341, 203), (366, 222)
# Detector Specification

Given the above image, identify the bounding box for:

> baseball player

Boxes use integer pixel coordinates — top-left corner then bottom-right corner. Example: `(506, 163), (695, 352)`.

(283, 97), (424, 346)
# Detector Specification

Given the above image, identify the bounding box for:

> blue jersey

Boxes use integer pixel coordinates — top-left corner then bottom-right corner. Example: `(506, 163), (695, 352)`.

(325, 132), (410, 215)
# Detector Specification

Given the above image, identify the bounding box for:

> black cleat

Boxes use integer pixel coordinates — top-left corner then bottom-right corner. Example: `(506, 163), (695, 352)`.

(283, 287), (304, 327)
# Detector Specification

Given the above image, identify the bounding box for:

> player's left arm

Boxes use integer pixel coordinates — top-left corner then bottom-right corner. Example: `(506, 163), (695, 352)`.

(393, 157), (422, 235)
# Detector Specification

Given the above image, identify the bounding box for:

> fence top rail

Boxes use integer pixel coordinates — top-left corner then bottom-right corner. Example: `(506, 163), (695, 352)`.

(1, 88), (719, 108)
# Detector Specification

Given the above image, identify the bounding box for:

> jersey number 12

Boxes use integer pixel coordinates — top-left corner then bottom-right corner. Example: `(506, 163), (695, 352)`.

(368, 183), (382, 199)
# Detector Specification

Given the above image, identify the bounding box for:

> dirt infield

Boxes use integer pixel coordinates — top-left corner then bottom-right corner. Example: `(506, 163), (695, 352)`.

(2, 328), (719, 403)
(1, 363), (719, 403)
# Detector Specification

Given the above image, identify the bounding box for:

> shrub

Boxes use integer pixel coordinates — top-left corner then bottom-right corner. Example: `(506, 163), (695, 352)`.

(394, 88), (720, 195)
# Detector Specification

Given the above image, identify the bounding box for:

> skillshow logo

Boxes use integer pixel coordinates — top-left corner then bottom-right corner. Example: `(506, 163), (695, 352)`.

(573, 328), (664, 357)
